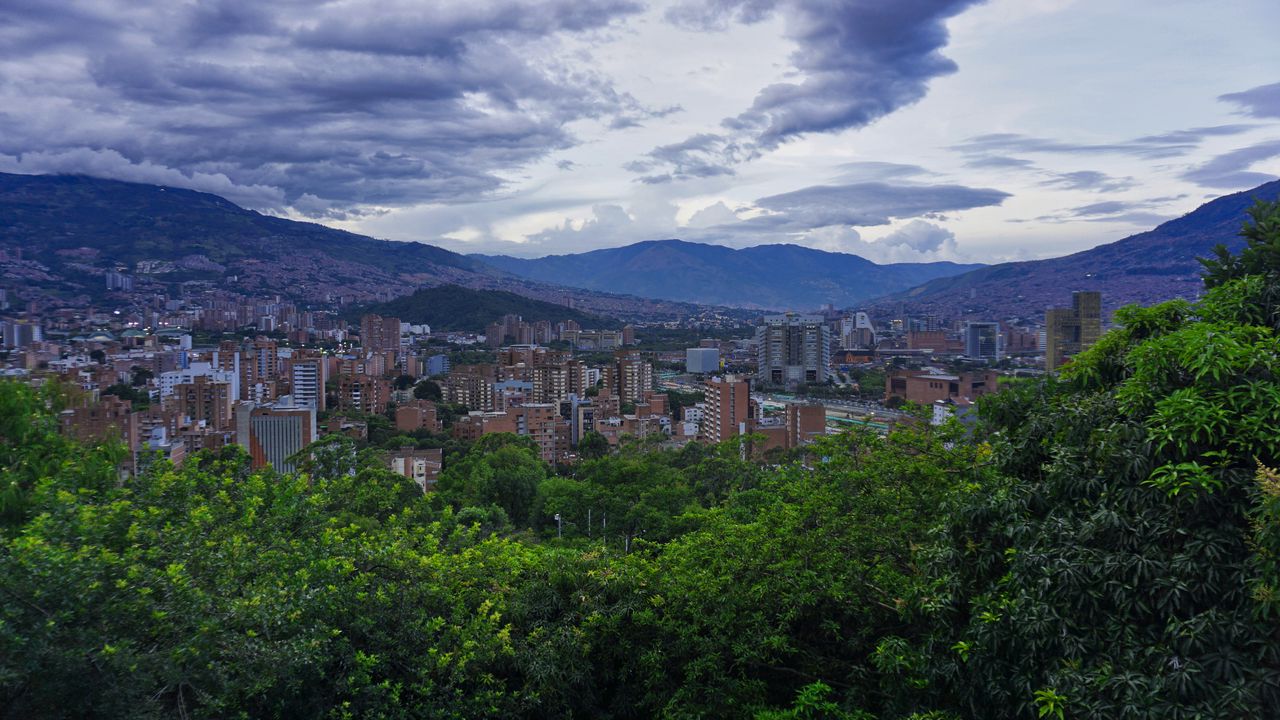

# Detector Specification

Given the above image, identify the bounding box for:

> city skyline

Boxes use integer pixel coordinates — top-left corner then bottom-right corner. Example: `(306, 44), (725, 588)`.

(0, 0), (1278, 264)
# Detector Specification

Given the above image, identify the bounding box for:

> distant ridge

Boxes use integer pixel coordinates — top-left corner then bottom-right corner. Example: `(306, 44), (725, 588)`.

(872, 179), (1280, 320)
(476, 239), (984, 310)
(353, 285), (618, 332)
(0, 172), (707, 321)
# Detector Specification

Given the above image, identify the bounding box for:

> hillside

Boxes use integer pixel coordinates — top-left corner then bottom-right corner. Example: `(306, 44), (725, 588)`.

(871, 179), (1280, 321)
(0, 172), (708, 322)
(476, 240), (984, 309)
(352, 285), (619, 331)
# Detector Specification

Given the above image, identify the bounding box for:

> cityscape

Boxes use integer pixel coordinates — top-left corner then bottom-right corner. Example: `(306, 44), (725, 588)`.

(2, 254), (1107, 485)
(2, 0), (1279, 717)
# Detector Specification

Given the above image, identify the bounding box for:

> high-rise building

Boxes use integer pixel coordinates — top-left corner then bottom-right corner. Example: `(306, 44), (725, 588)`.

(686, 347), (720, 374)
(236, 403), (317, 474)
(963, 322), (1001, 361)
(608, 350), (653, 403)
(289, 358), (326, 411)
(172, 376), (235, 431)
(336, 374), (391, 414)
(530, 361), (588, 404)
(360, 314), (401, 353)
(426, 354), (451, 376)
(839, 312), (875, 348)
(704, 374), (751, 444)
(442, 365), (497, 411)
(756, 314), (831, 386)
(1045, 291), (1103, 371)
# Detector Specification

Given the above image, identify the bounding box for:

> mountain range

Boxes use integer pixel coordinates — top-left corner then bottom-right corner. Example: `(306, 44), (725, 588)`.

(0, 173), (704, 322)
(352, 285), (618, 332)
(3, 170), (1277, 323)
(870, 179), (1280, 321)
(476, 240), (984, 309)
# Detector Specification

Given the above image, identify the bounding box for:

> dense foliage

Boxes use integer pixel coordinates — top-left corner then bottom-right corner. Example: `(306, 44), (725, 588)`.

(2, 201), (1279, 718)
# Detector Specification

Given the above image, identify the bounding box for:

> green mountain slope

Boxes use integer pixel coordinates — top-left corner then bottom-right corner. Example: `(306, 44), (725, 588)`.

(871, 179), (1280, 319)
(352, 285), (618, 331)
(477, 239), (985, 310)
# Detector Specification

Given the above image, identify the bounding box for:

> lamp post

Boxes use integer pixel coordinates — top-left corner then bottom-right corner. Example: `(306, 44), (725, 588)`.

(554, 513), (562, 539)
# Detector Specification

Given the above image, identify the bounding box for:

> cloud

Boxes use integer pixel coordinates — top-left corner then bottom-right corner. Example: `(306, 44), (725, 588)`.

(1039, 170), (1134, 193)
(0, 0), (650, 213)
(745, 181), (1010, 229)
(963, 155), (1036, 170)
(625, 133), (751, 183)
(831, 161), (929, 181)
(0, 148), (286, 209)
(1012, 196), (1185, 227)
(799, 222), (962, 264)
(879, 220), (957, 254)
(636, 0), (983, 180)
(1179, 139), (1280, 189)
(1220, 82), (1280, 119)
(686, 200), (743, 228)
(955, 125), (1258, 161)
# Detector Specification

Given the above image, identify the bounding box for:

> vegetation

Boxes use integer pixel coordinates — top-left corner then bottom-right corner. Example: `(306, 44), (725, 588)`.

(1, 201), (1279, 718)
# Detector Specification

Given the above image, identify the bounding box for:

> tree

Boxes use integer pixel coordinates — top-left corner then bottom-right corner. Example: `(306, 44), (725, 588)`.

(130, 366), (154, 387)
(436, 434), (546, 525)
(578, 431), (610, 460)
(900, 199), (1280, 720)
(0, 414), (542, 718)
(414, 378), (443, 401)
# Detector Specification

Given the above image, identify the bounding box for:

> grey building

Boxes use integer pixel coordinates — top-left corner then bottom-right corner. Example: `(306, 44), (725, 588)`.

(755, 314), (831, 387)
(685, 347), (720, 374)
(963, 322), (1001, 361)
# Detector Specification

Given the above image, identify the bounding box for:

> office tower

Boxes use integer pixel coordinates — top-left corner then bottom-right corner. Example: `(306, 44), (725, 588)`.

(756, 313), (831, 386)
(963, 321), (1001, 361)
(1045, 291), (1103, 371)
(290, 358), (326, 411)
(704, 374), (750, 444)
(685, 347), (720, 374)
(236, 403), (316, 474)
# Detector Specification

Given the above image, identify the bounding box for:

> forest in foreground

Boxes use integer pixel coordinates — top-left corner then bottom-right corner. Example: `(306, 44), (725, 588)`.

(2, 202), (1280, 719)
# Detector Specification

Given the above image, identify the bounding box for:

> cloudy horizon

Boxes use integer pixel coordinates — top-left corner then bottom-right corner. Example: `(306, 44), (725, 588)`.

(2, 0), (1278, 263)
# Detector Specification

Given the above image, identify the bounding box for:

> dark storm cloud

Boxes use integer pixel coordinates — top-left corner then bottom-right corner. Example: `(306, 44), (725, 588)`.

(0, 0), (650, 214)
(743, 180), (1010, 230)
(1180, 139), (1280, 189)
(1220, 82), (1280, 119)
(638, 0), (984, 181)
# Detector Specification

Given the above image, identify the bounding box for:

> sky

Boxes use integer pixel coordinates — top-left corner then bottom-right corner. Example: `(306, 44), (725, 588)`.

(2, 0), (1279, 264)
